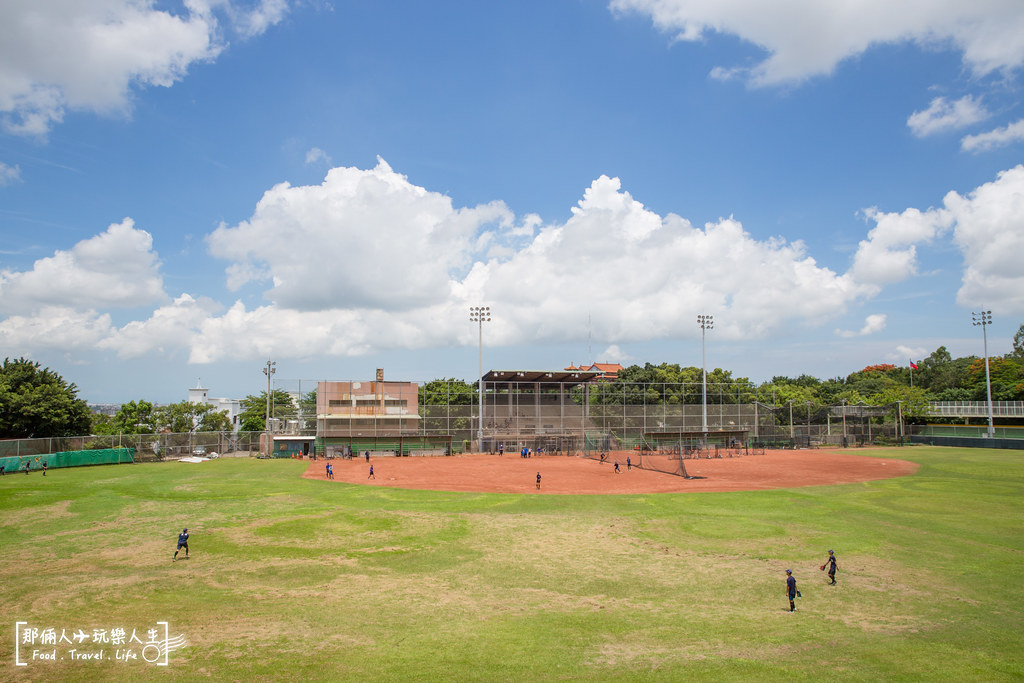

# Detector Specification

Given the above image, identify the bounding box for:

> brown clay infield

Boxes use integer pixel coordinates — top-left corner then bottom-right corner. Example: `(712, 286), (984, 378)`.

(301, 449), (919, 494)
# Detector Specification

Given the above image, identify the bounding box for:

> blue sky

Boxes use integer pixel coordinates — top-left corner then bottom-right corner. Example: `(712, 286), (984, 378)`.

(1, 0), (1023, 403)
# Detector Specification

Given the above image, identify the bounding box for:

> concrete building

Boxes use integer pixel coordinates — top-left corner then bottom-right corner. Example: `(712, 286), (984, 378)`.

(187, 380), (243, 431)
(316, 378), (420, 438)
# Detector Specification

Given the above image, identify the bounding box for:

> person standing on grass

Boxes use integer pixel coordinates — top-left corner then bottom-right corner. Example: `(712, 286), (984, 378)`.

(42, 461), (47, 476)
(173, 528), (189, 561)
(786, 569), (798, 612)
(821, 549), (838, 585)
(368, 464), (375, 480)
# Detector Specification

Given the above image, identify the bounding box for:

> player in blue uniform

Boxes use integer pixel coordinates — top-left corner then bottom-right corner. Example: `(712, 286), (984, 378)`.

(173, 528), (189, 560)
(786, 569), (797, 612)
(821, 549), (837, 585)
(368, 464), (375, 479)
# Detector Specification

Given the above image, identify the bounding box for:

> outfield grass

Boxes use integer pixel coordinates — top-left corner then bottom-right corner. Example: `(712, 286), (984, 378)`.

(1, 447), (1022, 681)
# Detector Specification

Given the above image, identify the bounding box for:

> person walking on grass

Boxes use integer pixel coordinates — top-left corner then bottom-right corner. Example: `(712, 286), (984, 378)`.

(173, 528), (189, 561)
(821, 549), (838, 585)
(786, 569), (799, 612)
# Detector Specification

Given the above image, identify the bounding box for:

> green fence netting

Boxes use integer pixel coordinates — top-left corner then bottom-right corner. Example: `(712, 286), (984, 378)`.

(0, 447), (134, 474)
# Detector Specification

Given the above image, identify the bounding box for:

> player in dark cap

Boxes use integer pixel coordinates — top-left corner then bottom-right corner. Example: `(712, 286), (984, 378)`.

(785, 569), (798, 612)
(173, 528), (190, 561)
(820, 549), (838, 585)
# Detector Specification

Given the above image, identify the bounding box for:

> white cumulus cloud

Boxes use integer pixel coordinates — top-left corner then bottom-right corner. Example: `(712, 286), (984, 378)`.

(945, 165), (1024, 314)
(195, 167), (871, 362)
(961, 119), (1024, 152)
(207, 157), (519, 311)
(0, 217), (167, 314)
(850, 206), (953, 286)
(907, 96), (989, 137)
(836, 313), (887, 338)
(0, 306), (113, 352)
(0, 0), (289, 136)
(8, 161), (1024, 365)
(610, 0), (1024, 86)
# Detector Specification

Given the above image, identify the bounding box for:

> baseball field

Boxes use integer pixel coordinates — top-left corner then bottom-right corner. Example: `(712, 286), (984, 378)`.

(1, 446), (1022, 681)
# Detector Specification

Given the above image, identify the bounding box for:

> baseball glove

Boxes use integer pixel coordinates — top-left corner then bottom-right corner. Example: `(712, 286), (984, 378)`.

(820, 565), (826, 571)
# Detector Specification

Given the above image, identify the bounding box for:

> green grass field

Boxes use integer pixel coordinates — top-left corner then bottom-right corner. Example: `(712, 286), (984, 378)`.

(2, 447), (1022, 681)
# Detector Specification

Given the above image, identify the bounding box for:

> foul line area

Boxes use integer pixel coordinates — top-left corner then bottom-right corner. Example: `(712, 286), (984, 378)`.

(301, 449), (919, 495)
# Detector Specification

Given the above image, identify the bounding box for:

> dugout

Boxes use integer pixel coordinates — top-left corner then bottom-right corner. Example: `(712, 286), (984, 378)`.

(317, 434), (454, 457)
(268, 436), (316, 459)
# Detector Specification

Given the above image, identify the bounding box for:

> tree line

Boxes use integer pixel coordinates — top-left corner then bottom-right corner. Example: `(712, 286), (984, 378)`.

(1, 322), (1020, 439)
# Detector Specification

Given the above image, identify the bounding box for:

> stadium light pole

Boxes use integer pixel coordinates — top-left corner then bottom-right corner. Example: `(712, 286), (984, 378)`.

(263, 360), (276, 455)
(470, 306), (491, 450)
(697, 314), (714, 435)
(972, 310), (995, 438)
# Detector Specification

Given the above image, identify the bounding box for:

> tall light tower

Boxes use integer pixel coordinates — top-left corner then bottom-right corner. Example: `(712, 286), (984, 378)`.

(263, 360), (276, 431)
(470, 306), (491, 450)
(697, 314), (714, 434)
(972, 310), (995, 438)
(262, 359), (276, 456)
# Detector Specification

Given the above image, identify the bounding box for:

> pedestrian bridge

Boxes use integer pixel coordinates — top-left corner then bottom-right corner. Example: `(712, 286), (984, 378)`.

(926, 401), (1024, 418)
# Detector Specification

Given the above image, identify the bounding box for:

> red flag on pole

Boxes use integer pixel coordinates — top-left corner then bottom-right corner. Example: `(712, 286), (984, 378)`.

(910, 361), (919, 370)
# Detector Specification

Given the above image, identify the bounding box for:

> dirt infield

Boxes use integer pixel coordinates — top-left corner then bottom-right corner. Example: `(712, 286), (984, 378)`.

(301, 449), (919, 494)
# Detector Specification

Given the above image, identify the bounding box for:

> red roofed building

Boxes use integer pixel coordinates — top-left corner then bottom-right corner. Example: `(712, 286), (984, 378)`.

(564, 362), (623, 380)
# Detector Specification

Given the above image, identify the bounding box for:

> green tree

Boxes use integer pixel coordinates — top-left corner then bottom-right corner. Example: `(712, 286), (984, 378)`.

(111, 399), (157, 434)
(1011, 323), (1024, 361)
(299, 389), (317, 429)
(0, 357), (92, 438)
(238, 390), (296, 431)
(916, 346), (975, 396)
(868, 385), (932, 422)
(966, 357), (1024, 401)
(420, 379), (473, 434)
(154, 401), (232, 433)
(90, 412), (117, 436)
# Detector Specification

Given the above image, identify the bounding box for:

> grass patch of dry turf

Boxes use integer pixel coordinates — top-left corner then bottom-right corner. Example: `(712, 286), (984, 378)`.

(1, 447), (1023, 681)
